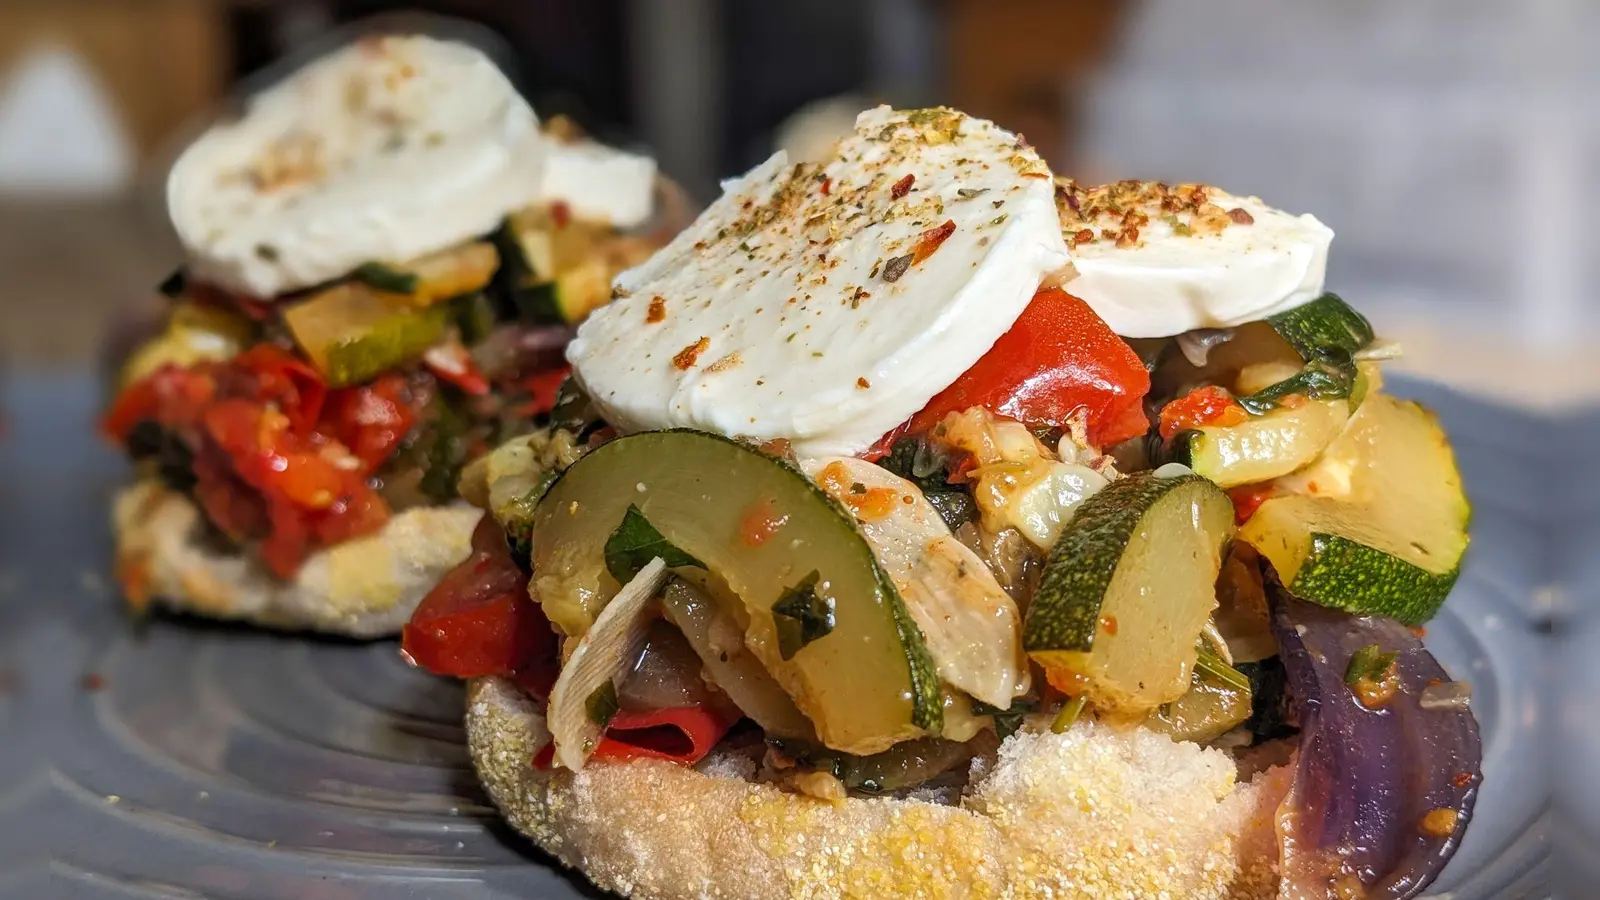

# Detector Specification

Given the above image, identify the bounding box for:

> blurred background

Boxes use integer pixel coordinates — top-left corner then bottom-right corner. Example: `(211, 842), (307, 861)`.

(0, 0), (1593, 406)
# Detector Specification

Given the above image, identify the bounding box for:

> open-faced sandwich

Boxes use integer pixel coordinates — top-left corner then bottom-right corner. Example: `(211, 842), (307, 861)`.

(103, 35), (677, 635)
(403, 106), (1481, 898)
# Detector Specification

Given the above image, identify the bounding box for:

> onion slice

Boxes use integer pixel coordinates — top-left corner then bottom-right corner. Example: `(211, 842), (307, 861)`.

(547, 557), (669, 771)
(661, 579), (816, 740)
(1270, 586), (1482, 899)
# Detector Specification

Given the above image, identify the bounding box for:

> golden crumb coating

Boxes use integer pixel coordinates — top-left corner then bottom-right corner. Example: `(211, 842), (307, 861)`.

(466, 677), (1291, 900)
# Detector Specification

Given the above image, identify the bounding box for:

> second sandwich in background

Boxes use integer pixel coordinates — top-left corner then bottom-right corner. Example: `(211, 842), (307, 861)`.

(103, 34), (676, 636)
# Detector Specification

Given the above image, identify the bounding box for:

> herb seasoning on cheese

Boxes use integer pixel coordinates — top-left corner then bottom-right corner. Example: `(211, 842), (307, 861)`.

(567, 106), (1068, 457)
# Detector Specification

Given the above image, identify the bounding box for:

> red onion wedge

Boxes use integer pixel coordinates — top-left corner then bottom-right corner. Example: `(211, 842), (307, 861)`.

(1270, 587), (1481, 900)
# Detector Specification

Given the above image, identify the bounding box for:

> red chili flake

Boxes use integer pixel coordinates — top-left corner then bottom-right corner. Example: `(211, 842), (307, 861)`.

(551, 200), (572, 229)
(890, 174), (915, 200)
(911, 219), (956, 265)
(1072, 228), (1094, 247)
(881, 254), (913, 283)
(82, 672), (106, 691)
(820, 177), (832, 196)
(646, 296), (667, 324)
(1410, 625), (1428, 638)
(1228, 207), (1255, 225)
(672, 337), (710, 370)
(1452, 771), (1475, 789)
(1099, 615), (1119, 636)
(856, 377), (871, 389)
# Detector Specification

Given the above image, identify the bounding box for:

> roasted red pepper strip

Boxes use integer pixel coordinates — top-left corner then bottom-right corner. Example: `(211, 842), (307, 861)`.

(510, 366), (571, 420)
(423, 342), (491, 396)
(895, 289), (1151, 450)
(1228, 483), (1276, 524)
(589, 705), (740, 766)
(403, 519), (558, 679)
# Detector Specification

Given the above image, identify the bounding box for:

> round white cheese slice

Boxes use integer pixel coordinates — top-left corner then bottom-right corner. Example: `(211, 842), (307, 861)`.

(538, 139), (656, 228)
(567, 106), (1070, 458)
(1056, 180), (1334, 338)
(167, 35), (546, 298)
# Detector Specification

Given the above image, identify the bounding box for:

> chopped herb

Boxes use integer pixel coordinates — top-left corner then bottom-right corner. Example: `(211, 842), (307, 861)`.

(990, 214), (1008, 226)
(771, 571), (834, 660)
(355, 262), (420, 294)
(849, 482), (867, 495)
(956, 187), (989, 200)
(1194, 643), (1252, 692)
(254, 244), (280, 262)
(603, 504), (703, 583)
(586, 681), (620, 727)
(1345, 643), (1399, 686)
(157, 269), (187, 298)
(878, 436), (977, 531)
(882, 254), (913, 283)
(1051, 695), (1087, 733)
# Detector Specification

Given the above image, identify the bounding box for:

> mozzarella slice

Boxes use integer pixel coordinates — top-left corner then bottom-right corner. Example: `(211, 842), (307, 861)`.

(168, 35), (546, 298)
(568, 106), (1069, 457)
(1056, 180), (1333, 338)
(538, 139), (656, 228)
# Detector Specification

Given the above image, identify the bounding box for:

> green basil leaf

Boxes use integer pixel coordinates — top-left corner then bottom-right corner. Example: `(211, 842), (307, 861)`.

(771, 570), (835, 660)
(603, 504), (703, 583)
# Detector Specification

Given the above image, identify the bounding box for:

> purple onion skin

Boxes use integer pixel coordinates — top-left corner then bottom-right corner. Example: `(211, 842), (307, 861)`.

(1271, 589), (1482, 900)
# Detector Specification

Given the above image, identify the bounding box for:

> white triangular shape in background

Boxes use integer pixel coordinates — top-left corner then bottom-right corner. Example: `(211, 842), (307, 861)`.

(0, 43), (134, 195)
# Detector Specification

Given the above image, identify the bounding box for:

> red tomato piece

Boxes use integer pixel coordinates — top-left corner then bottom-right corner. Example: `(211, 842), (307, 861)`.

(320, 373), (419, 471)
(1228, 483), (1276, 524)
(1158, 385), (1247, 440)
(402, 519), (556, 679)
(899, 289), (1151, 449)
(590, 705), (740, 766)
(102, 364), (218, 441)
(229, 343), (326, 432)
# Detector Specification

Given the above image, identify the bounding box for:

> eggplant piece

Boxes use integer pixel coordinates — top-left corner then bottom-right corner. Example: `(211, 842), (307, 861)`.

(1270, 586), (1481, 900)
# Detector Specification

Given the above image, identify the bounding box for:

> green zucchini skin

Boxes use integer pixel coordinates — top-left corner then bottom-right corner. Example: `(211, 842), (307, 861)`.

(1285, 533), (1461, 627)
(1266, 293), (1374, 360)
(532, 428), (943, 748)
(1023, 472), (1225, 654)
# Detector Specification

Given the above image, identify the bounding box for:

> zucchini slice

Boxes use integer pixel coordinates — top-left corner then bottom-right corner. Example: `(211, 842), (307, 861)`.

(1265, 292), (1374, 360)
(282, 283), (451, 387)
(1240, 394), (1469, 625)
(1023, 471), (1235, 715)
(357, 241), (500, 307)
(530, 429), (941, 754)
(1180, 399), (1350, 488)
(498, 207), (614, 325)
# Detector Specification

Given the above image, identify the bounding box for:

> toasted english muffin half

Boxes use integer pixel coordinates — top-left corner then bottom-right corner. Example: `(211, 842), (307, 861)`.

(112, 480), (481, 637)
(465, 676), (1293, 900)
